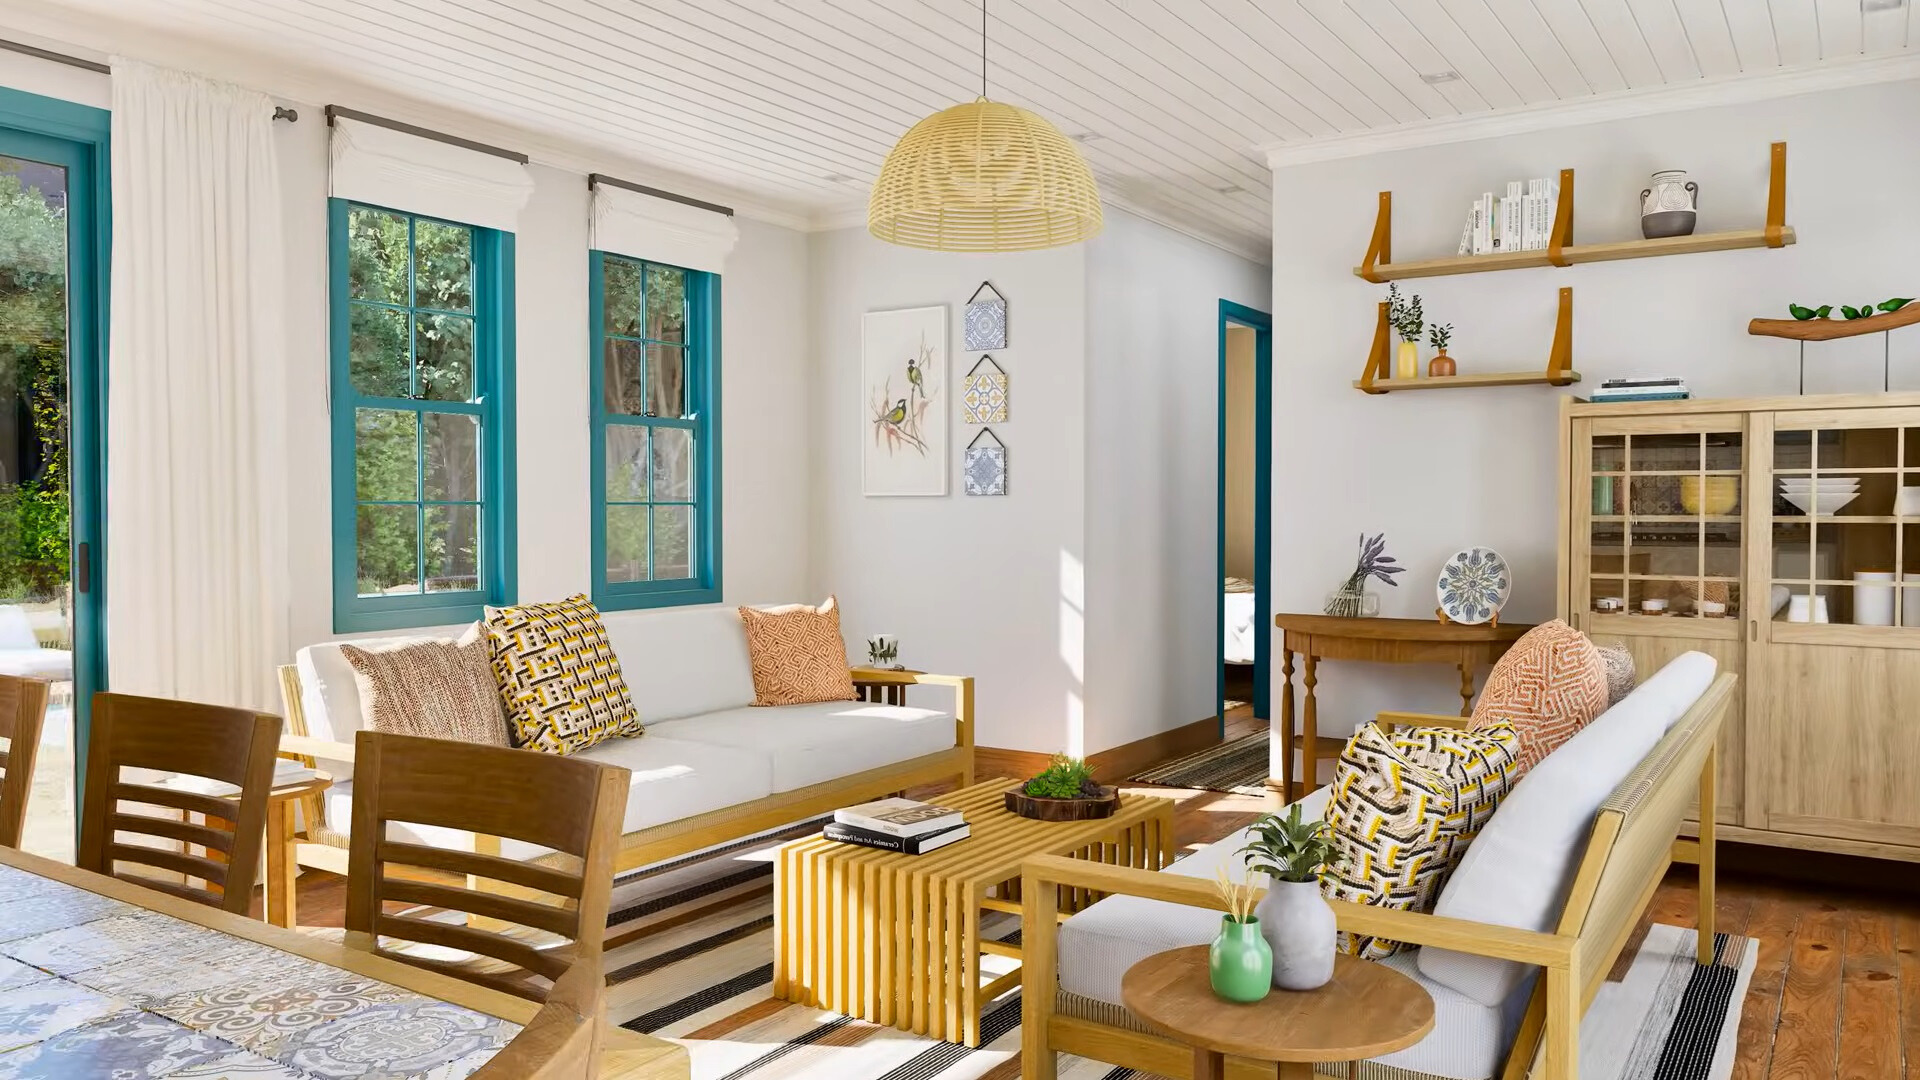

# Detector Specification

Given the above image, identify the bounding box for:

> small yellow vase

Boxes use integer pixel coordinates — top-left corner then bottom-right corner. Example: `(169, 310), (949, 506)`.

(1395, 340), (1419, 380)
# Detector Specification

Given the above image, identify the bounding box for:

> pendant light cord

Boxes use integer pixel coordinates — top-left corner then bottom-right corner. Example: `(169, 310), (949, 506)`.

(980, 0), (988, 99)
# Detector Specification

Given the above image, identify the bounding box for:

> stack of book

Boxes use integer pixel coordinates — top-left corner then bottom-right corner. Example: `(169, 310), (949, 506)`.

(1457, 176), (1560, 256)
(1591, 378), (1691, 403)
(825, 797), (970, 854)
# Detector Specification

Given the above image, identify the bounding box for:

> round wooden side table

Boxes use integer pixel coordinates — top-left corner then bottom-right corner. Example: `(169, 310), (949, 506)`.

(1121, 946), (1435, 1080)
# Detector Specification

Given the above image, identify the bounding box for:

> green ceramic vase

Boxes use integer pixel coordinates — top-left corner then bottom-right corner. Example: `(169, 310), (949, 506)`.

(1208, 915), (1272, 1003)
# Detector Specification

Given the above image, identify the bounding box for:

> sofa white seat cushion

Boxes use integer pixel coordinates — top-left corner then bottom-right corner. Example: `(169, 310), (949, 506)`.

(1056, 787), (1528, 1080)
(646, 701), (956, 792)
(322, 733), (775, 860)
(1418, 651), (1718, 1007)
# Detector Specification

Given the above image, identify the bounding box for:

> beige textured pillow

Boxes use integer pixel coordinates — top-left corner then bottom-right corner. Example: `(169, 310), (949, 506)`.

(739, 597), (857, 707)
(341, 627), (509, 747)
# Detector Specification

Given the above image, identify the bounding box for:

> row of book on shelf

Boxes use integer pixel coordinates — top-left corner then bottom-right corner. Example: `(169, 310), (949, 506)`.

(825, 797), (971, 854)
(1592, 378), (1692, 402)
(1457, 177), (1560, 256)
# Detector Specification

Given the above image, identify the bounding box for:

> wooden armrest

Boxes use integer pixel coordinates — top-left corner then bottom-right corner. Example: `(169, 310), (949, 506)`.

(849, 670), (974, 752)
(1376, 710), (1474, 731)
(279, 734), (355, 762)
(1019, 854), (1571, 967)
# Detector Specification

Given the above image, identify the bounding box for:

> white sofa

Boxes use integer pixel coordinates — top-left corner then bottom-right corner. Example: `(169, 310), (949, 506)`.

(1024, 651), (1736, 1080)
(279, 604), (974, 890)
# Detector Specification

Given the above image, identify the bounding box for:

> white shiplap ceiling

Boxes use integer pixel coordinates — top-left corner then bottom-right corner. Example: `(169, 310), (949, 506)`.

(16, 0), (1920, 261)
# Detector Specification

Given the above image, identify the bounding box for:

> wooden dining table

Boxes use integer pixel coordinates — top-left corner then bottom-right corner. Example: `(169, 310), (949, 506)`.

(0, 845), (688, 1079)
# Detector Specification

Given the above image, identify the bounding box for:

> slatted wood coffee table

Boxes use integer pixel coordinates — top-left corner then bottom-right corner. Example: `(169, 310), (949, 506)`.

(772, 778), (1174, 1046)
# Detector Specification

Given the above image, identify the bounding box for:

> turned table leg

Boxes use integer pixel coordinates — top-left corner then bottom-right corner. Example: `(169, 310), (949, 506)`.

(1278, 649), (1295, 800)
(1301, 654), (1319, 794)
(1458, 661), (1476, 717)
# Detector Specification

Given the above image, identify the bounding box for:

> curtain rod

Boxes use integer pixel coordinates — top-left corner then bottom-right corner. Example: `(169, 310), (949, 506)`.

(589, 173), (733, 217)
(326, 104), (527, 164)
(0, 38), (299, 120)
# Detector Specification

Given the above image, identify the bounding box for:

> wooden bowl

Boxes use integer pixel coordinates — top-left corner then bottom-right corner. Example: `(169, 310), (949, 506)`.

(1005, 785), (1121, 821)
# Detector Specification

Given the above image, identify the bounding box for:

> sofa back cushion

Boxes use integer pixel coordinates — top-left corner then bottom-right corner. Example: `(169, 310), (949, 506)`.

(1417, 650), (1717, 1006)
(599, 605), (758, 722)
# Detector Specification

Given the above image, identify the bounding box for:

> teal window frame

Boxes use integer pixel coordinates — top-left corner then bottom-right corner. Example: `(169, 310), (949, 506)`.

(589, 251), (721, 610)
(328, 198), (517, 632)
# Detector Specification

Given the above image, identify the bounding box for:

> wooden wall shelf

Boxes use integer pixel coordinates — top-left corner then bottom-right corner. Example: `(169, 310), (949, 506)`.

(1355, 143), (1793, 282)
(1748, 303), (1920, 341)
(1356, 286), (1579, 394)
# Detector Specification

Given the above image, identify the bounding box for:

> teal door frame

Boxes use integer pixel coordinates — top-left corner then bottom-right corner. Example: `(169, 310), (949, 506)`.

(0, 86), (111, 828)
(1217, 300), (1271, 735)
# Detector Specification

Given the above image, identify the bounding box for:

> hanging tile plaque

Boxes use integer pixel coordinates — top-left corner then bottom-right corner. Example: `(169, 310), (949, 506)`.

(964, 428), (1007, 496)
(964, 281), (1008, 351)
(962, 355), (1009, 424)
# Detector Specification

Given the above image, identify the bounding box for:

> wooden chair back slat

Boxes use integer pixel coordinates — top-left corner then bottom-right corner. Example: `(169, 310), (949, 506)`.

(77, 692), (282, 914)
(0, 676), (52, 849)
(345, 731), (630, 1004)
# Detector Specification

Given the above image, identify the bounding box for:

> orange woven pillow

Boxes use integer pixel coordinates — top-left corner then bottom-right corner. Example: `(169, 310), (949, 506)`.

(739, 597), (858, 707)
(1470, 619), (1606, 773)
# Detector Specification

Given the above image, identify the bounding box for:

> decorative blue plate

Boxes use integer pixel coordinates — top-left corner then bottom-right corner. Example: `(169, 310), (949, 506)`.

(1436, 547), (1512, 625)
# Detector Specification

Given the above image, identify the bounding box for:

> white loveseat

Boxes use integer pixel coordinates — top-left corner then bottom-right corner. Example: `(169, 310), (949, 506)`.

(1021, 651), (1737, 1080)
(277, 604), (973, 914)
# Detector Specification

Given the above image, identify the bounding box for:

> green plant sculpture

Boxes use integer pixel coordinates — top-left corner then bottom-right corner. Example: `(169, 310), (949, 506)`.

(1024, 754), (1101, 799)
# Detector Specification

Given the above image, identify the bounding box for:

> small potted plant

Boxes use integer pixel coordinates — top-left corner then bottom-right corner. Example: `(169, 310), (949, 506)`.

(1005, 754), (1120, 820)
(1427, 322), (1455, 377)
(1324, 532), (1403, 617)
(1387, 283), (1424, 380)
(1239, 804), (1341, 990)
(1208, 866), (1270, 1002)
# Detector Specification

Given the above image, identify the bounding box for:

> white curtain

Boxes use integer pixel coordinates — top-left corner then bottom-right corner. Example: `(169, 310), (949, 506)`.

(329, 116), (533, 230)
(590, 183), (738, 272)
(106, 59), (287, 710)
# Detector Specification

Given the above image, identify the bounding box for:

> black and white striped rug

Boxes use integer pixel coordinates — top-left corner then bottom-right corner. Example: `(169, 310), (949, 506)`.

(603, 830), (1754, 1080)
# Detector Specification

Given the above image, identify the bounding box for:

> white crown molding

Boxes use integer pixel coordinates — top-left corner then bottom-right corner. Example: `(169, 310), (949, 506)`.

(807, 194), (1272, 266)
(1259, 51), (1920, 169)
(0, 0), (818, 232)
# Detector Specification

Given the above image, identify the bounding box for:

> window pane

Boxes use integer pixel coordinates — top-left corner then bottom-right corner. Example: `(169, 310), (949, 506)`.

(424, 412), (479, 502)
(647, 344), (686, 418)
(603, 257), (641, 337)
(355, 409), (418, 501)
(347, 208), (408, 304)
(414, 219), (473, 313)
(652, 505), (693, 580)
(417, 313), (474, 401)
(604, 340), (644, 415)
(645, 264), (686, 343)
(425, 504), (480, 592)
(606, 505), (649, 583)
(357, 504), (419, 595)
(349, 304), (409, 398)
(651, 427), (692, 500)
(605, 426), (648, 501)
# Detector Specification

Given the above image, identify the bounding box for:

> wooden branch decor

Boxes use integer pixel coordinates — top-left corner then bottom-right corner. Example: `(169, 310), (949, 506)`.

(1353, 142), (1793, 281)
(1748, 304), (1920, 341)
(1356, 287), (1581, 394)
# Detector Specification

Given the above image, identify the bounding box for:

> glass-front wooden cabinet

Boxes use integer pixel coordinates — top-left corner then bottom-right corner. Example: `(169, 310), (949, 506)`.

(1562, 396), (1920, 861)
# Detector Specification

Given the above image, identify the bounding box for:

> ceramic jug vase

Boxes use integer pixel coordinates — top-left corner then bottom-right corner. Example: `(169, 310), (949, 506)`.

(1255, 878), (1336, 990)
(1641, 170), (1698, 239)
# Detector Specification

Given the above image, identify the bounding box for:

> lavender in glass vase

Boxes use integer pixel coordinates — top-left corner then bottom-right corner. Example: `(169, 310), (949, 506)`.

(1324, 532), (1404, 617)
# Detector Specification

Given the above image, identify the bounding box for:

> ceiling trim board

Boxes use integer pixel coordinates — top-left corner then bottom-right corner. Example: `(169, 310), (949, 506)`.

(1259, 49), (1920, 167)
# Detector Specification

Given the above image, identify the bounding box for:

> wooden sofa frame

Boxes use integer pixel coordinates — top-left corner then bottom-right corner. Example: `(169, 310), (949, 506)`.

(274, 665), (973, 922)
(1020, 671), (1737, 1080)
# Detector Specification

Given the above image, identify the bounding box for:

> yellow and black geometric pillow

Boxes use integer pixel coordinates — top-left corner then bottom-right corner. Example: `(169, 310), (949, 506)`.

(482, 594), (642, 756)
(1321, 720), (1520, 959)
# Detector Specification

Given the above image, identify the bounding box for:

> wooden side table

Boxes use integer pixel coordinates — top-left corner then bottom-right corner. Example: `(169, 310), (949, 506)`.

(1121, 947), (1434, 1079)
(1272, 614), (1532, 800)
(181, 775), (331, 927)
(851, 666), (924, 706)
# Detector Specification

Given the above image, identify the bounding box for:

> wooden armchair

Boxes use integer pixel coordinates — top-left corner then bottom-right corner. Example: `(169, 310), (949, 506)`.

(1020, 672), (1737, 1080)
(0, 675), (51, 849)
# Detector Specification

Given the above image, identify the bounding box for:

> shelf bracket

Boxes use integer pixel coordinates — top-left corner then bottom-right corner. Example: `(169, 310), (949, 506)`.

(1764, 141), (1787, 248)
(1357, 300), (1390, 393)
(1358, 191), (1391, 284)
(1547, 287), (1574, 383)
(1547, 168), (1574, 267)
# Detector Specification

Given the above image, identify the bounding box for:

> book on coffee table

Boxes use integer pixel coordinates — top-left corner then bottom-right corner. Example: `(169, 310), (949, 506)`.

(823, 820), (971, 855)
(834, 797), (964, 837)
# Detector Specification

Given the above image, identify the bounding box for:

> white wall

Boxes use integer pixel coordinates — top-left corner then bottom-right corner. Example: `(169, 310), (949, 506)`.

(809, 228), (1088, 754)
(1268, 79), (1920, 771)
(1084, 209), (1270, 753)
(0, 51), (815, 659)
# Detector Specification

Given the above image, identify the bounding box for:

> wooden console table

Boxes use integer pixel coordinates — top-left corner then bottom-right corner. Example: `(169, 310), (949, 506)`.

(1272, 614), (1532, 800)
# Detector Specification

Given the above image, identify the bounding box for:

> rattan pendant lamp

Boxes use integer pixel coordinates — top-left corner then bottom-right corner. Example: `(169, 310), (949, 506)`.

(868, 0), (1102, 252)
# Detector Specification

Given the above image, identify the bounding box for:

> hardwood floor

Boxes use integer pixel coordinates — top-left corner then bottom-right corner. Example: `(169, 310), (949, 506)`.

(271, 705), (1920, 1077)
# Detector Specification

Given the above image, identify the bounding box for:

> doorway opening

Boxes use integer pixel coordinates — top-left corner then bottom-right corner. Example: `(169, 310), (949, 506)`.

(1217, 301), (1271, 739)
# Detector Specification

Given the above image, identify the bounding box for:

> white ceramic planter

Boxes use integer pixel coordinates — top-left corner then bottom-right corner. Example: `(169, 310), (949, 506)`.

(1255, 878), (1336, 990)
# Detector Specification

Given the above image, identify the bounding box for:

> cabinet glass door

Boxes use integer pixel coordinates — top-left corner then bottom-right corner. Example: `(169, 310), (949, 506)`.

(1586, 428), (1744, 623)
(1769, 416), (1920, 631)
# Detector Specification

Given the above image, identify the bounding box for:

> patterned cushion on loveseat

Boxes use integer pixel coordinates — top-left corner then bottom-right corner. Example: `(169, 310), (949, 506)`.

(1471, 619), (1607, 773)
